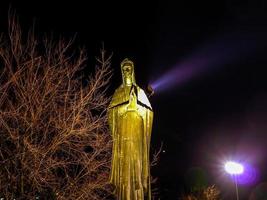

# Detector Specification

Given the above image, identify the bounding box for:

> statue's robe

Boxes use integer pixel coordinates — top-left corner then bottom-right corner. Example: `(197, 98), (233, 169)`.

(108, 84), (153, 200)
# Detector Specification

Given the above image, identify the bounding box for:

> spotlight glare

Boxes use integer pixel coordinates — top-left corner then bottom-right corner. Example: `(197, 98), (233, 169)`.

(225, 161), (244, 175)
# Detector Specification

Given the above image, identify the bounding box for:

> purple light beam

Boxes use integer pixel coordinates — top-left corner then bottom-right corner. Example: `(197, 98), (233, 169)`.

(150, 30), (265, 93)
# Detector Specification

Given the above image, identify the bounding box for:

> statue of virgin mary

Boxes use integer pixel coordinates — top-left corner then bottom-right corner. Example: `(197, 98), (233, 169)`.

(108, 58), (153, 200)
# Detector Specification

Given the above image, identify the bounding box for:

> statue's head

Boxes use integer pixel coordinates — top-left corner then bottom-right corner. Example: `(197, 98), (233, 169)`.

(121, 58), (136, 86)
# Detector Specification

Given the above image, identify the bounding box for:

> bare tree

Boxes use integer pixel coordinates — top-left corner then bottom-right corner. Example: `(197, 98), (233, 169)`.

(0, 14), (113, 200)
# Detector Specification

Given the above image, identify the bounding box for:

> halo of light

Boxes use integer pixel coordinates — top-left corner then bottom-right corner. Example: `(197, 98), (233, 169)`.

(236, 163), (259, 185)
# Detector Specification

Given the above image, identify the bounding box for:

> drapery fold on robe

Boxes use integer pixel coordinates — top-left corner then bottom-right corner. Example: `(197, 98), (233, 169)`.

(108, 84), (153, 200)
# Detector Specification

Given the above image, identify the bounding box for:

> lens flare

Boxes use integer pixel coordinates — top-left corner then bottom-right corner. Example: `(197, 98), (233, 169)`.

(224, 161), (259, 185)
(236, 163), (259, 185)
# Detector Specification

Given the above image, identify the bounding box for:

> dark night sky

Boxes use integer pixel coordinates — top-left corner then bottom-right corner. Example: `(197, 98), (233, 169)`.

(2, 0), (267, 199)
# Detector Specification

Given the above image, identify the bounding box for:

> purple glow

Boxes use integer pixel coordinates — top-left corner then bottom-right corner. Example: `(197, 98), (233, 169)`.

(150, 31), (263, 93)
(151, 55), (215, 92)
(227, 163), (259, 185)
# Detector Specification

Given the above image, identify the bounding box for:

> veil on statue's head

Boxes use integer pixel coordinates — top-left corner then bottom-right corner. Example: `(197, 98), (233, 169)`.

(120, 58), (136, 85)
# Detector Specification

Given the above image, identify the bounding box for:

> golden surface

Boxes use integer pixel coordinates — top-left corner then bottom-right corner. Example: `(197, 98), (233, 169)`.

(108, 58), (153, 200)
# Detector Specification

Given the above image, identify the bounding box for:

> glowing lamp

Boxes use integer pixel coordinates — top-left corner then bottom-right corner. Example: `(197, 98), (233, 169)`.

(225, 161), (244, 175)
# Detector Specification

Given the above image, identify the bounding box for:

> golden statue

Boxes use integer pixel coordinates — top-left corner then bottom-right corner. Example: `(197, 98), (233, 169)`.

(108, 58), (153, 200)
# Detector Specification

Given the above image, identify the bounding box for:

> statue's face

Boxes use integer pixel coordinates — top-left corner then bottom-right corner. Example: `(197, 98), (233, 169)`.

(122, 64), (133, 85)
